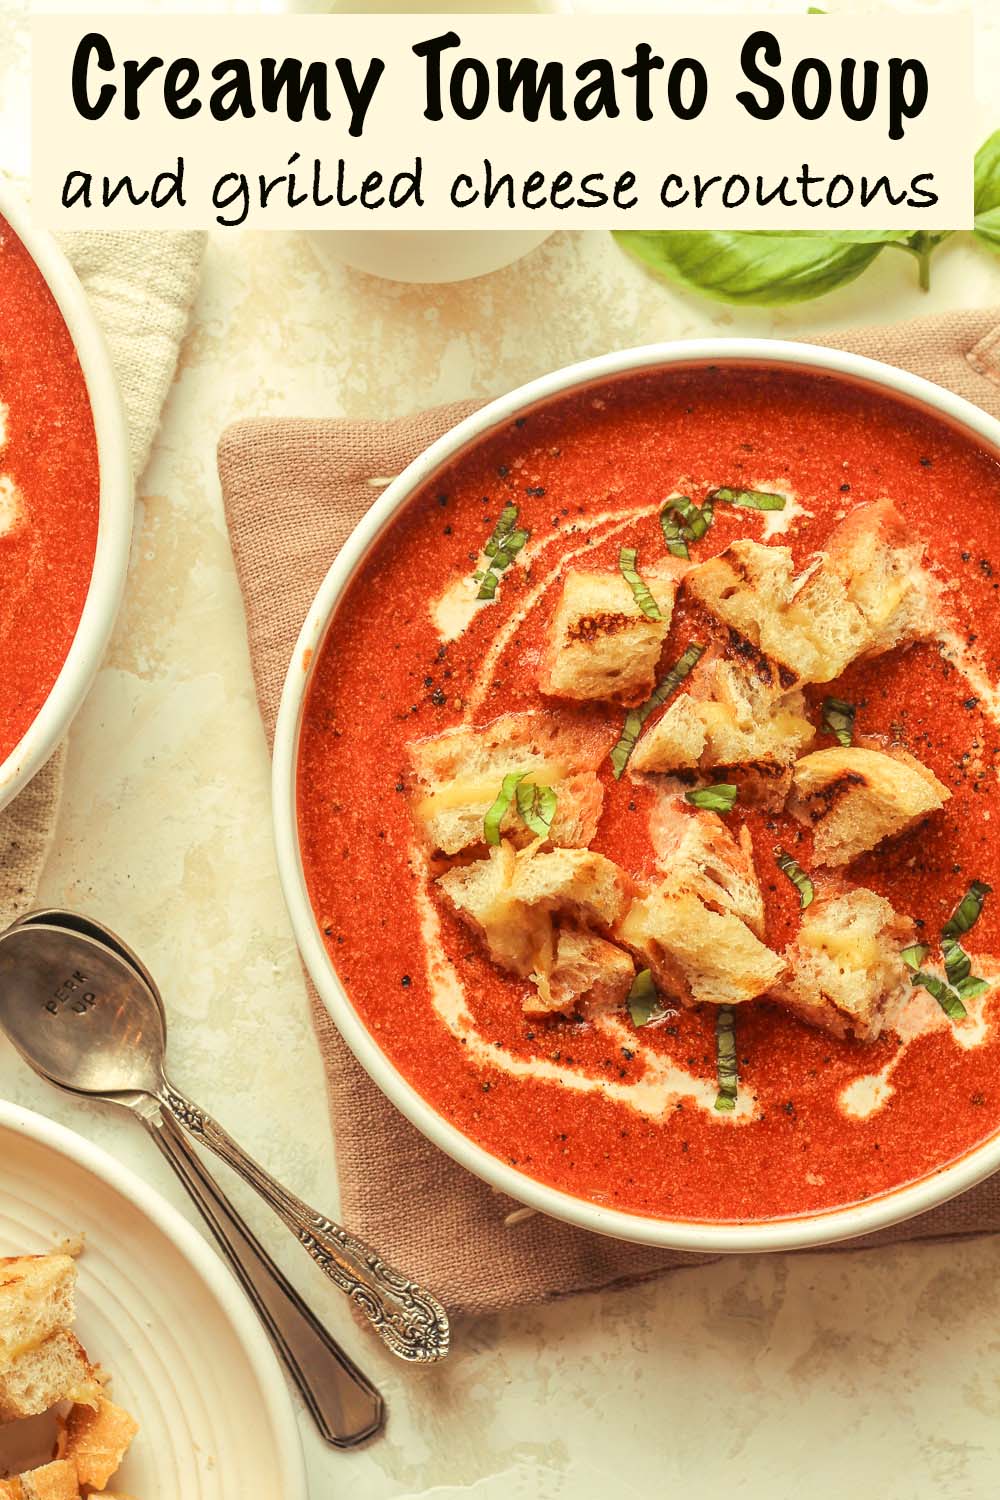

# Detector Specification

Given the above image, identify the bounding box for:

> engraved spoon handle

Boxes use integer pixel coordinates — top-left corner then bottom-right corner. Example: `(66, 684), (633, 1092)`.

(158, 1082), (450, 1363)
(135, 1100), (384, 1449)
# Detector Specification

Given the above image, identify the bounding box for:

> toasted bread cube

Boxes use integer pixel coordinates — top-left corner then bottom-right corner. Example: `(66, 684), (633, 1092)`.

(510, 845), (633, 929)
(16, 1463), (79, 1500)
(618, 886), (785, 1008)
(539, 568), (677, 705)
(789, 746), (949, 866)
(824, 498), (933, 653)
(437, 841), (550, 977)
(526, 927), (635, 1018)
(64, 1396), (139, 1491)
(772, 888), (913, 1041)
(409, 710), (608, 856)
(649, 802), (765, 937)
(0, 1480), (24, 1498)
(0, 1255), (77, 1367)
(632, 650), (814, 799)
(0, 1330), (101, 1423)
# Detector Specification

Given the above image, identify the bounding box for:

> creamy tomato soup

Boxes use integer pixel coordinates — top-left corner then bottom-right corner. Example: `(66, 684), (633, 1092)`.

(0, 215), (99, 766)
(298, 365), (1000, 1223)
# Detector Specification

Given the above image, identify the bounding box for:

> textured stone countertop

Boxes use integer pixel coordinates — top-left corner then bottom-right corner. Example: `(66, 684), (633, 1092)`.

(3, 0), (1000, 1494)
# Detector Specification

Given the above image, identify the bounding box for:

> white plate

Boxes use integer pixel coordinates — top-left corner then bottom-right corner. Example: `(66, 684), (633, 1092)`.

(0, 1100), (306, 1498)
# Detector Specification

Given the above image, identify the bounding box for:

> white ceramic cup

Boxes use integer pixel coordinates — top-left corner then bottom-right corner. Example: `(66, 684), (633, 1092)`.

(272, 337), (1000, 1253)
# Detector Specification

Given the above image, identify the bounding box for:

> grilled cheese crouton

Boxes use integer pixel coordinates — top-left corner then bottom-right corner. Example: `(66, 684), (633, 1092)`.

(539, 567), (678, 705)
(619, 887), (785, 1007)
(526, 927), (635, 1018)
(438, 842), (633, 1015)
(632, 650), (814, 801)
(0, 1256), (77, 1367)
(0, 1330), (101, 1422)
(772, 888), (913, 1041)
(789, 746), (950, 866)
(649, 801), (766, 937)
(64, 1396), (139, 1491)
(409, 711), (608, 856)
(687, 502), (932, 687)
(16, 1463), (79, 1500)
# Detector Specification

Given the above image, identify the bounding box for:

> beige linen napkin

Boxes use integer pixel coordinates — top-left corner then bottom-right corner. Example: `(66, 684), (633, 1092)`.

(220, 308), (1000, 1315)
(0, 227), (205, 928)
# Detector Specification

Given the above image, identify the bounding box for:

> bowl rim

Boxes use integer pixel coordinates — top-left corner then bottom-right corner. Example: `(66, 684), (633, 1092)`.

(0, 1097), (307, 1496)
(0, 180), (133, 813)
(272, 336), (1000, 1252)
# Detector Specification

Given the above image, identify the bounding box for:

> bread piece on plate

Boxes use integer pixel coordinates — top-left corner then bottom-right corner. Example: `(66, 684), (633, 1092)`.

(525, 926), (635, 1018)
(649, 801), (766, 937)
(772, 887), (913, 1041)
(619, 886), (785, 1008)
(15, 1463), (79, 1500)
(539, 567), (678, 705)
(0, 1329), (102, 1422)
(789, 746), (950, 866)
(409, 710), (608, 856)
(0, 1255), (77, 1367)
(64, 1396), (139, 1491)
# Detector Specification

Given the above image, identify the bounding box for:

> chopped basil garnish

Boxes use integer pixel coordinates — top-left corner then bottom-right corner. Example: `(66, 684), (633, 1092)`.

(618, 546), (663, 621)
(905, 881), (992, 1021)
(686, 783), (738, 815)
(775, 848), (815, 909)
(709, 486), (786, 511)
(484, 771), (526, 846)
(627, 967), (663, 1028)
(515, 780), (557, 840)
(659, 494), (714, 560)
(900, 943), (929, 971)
(942, 880), (992, 939)
(821, 697), (856, 748)
(610, 641), (705, 780)
(484, 771), (558, 844)
(474, 503), (529, 601)
(714, 1005), (738, 1112)
(910, 969), (968, 1020)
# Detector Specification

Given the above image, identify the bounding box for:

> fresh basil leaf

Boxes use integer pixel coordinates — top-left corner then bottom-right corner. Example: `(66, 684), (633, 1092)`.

(686, 784), (738, 814)
(901, 943), (929, 972)
(910, 969), (967, 1021)
(775, 848), (815, 909)
(821, 697), (856, 747)
(660, 494), (713, 559)
(619, 546), (663, 620)
(942, 880), (992, 939)
(974, 130), (1000, 257)
(610, 642), (705, 779)
(475, 504), (529, 601)
(710, 486), (786, 512)
(484, 771), (526, 845)
(957, 975), (991, 1001)
(613, 231), (886, 307)
(942, 934), (973, 989)
(627, 967), (664, 1028)
(515, 780), (557, 840)
(714, 1005), (738, 1112)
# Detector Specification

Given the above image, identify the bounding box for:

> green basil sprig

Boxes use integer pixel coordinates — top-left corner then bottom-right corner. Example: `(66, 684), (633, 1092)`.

(627, 968), (664, 1028)
(484, 772), (557, 845)
(686, 784), (738, 815)
(618, 546), (663, 620)
(612, 134), (1000, 307)
(904, 881), (993, 1021)
(714, 1005), (738, 1112)
(473, 503), (529, 601)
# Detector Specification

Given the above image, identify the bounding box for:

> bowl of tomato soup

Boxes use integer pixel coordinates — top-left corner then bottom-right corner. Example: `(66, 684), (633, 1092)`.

(274, 339), (1000, 1251)
(0, 183), (131, 811)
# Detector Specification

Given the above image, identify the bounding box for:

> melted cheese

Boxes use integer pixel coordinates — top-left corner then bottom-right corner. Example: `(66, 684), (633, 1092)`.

(414, 763), (568, 819)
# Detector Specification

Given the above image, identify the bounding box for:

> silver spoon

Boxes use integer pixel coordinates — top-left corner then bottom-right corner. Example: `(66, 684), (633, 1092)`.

(0, 918), (450, 1424)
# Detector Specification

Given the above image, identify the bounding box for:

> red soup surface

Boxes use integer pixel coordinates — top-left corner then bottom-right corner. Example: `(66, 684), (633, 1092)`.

(0, 214), (99, 766)
(298, 365), (1000, 1223)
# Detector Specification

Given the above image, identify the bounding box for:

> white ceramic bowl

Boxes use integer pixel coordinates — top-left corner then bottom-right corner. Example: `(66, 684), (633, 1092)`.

(0, 1099), (306, 1495)
(273, 338), (1000, 1252)
(0, 182), (132, 813)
